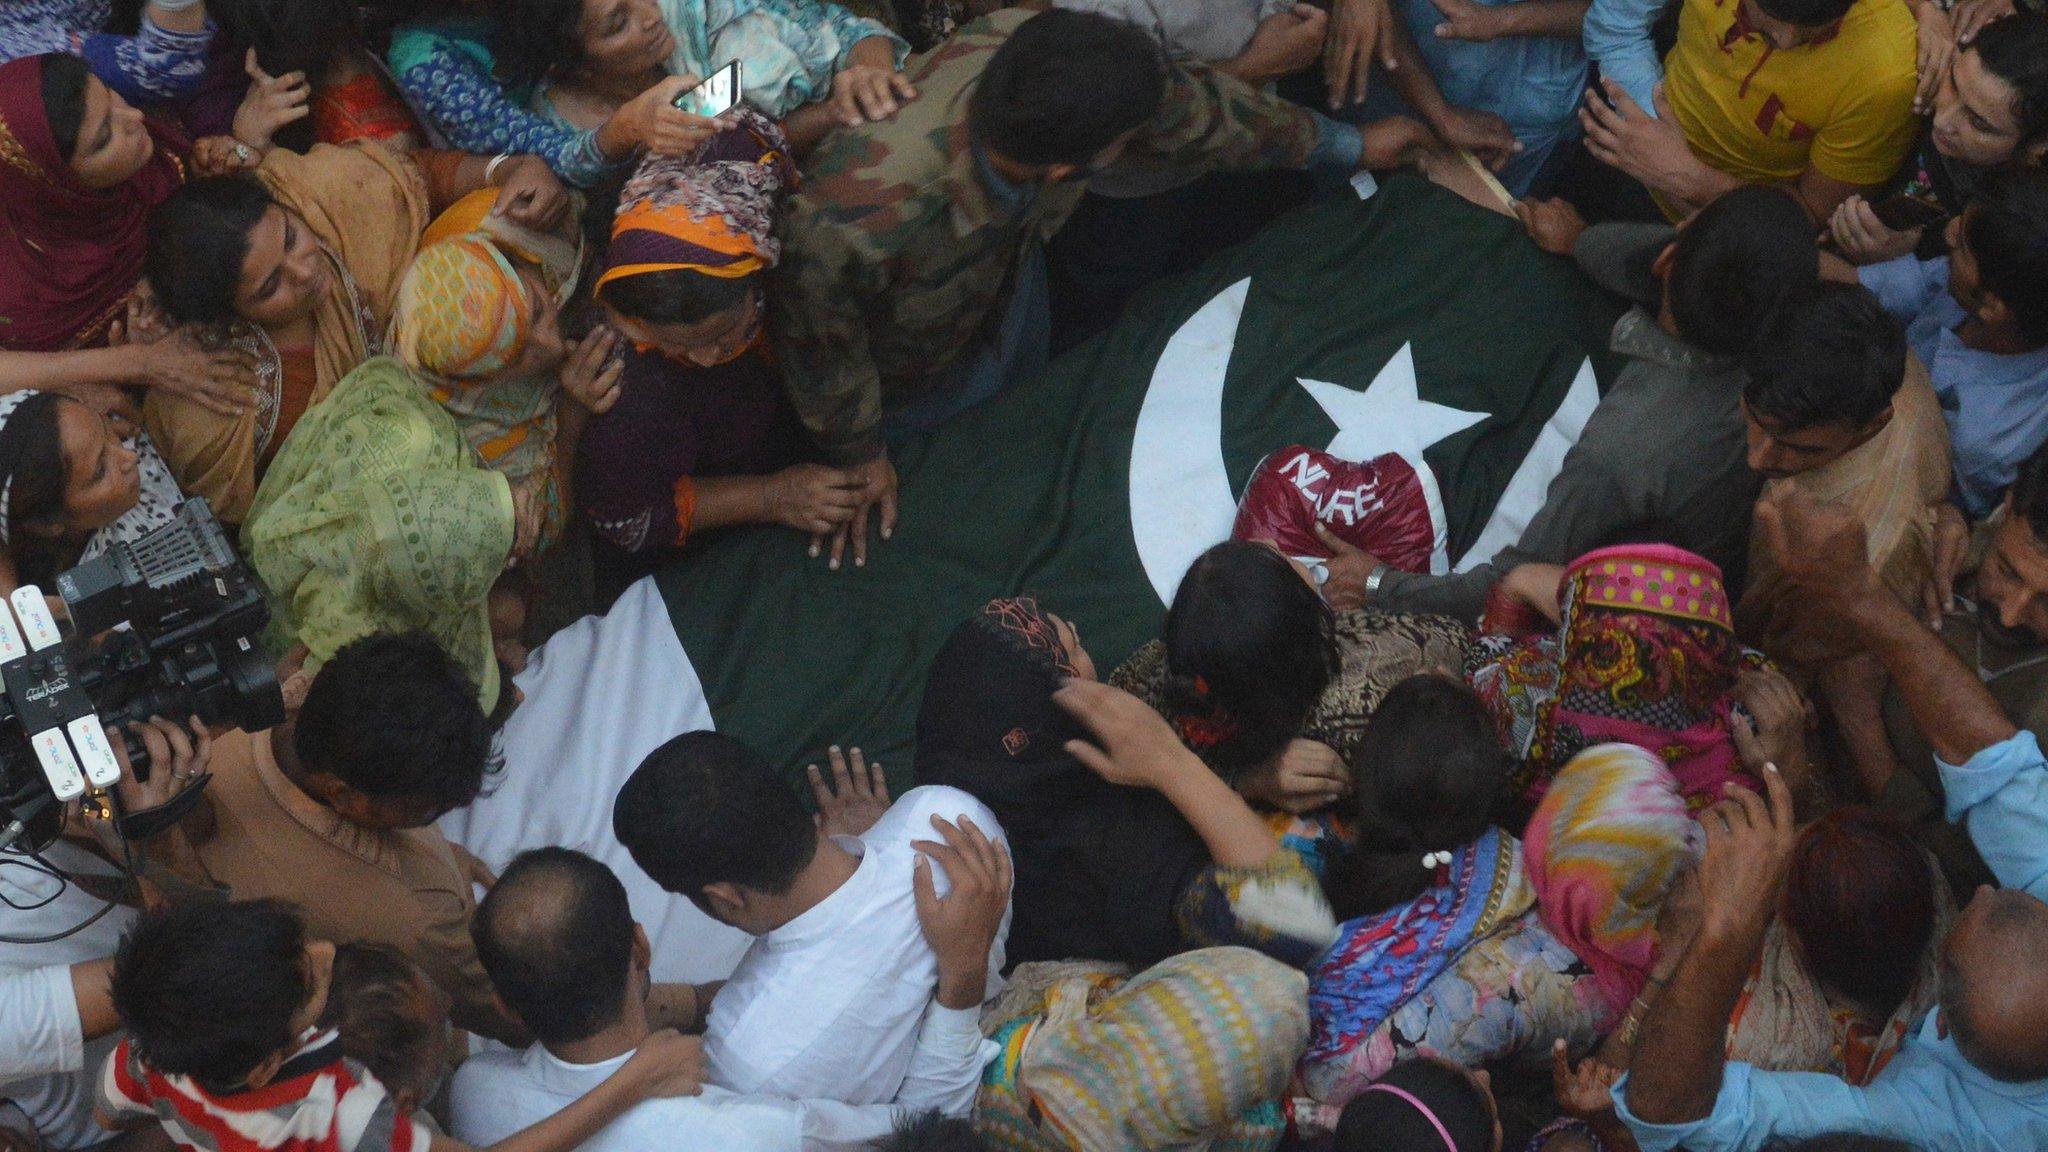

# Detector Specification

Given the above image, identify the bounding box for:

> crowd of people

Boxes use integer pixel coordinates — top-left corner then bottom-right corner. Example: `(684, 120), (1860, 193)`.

(4, 0), (2048, 1149)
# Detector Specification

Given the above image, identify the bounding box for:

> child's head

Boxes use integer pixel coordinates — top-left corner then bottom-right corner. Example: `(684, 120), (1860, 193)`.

(110, 900), (333, 1095)
(1334, 1059), (1502, 1152)
(1321, 675), (1509, 921)
(1949, 167), (2048, 350)
(319, 943), (453, 1113)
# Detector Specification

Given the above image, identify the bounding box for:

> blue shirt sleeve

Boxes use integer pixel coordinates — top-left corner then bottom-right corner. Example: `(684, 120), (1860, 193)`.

(1939, 729), (2048, 900)
(1857, 254), (1944, 325)
(1309, 112), (1363, 170)
(1583, 0), (1666, 115)
(393, 41), (613, 187)
(1612, 1064), (1881, 1152)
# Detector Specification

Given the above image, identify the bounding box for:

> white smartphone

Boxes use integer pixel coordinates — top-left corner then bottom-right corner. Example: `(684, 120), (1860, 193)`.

(672, 60), (742, 118)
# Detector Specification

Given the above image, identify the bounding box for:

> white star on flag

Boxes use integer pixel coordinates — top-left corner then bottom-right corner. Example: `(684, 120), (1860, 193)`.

(1295, 342), (1488, 467)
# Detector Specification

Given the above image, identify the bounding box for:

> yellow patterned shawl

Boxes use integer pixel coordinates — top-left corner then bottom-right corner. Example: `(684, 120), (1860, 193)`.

(242, 356), (514, 712)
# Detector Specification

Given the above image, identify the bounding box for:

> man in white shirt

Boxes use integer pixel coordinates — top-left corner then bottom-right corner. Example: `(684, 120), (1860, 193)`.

(612, 733), (1009, 1108)
(454, 847), (1000, 1150)
(0, 841), (132, 1151)
(2, 716), (212, 1149)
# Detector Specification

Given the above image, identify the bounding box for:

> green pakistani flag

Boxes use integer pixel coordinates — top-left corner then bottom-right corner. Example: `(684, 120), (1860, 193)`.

(657, 176), (1625, 791)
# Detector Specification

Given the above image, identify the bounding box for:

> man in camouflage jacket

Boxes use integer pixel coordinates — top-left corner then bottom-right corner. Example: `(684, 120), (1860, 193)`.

(771, 6), (1425, 565)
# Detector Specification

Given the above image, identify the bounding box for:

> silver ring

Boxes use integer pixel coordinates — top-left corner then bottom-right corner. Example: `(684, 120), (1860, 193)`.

(233, 143), (253, 163)
(170, 768), (195, 782)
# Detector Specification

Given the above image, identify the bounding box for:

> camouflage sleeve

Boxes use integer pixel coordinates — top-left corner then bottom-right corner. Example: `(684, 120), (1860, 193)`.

(769, 206), (891, 465)
(1116, 60), (1325, 178)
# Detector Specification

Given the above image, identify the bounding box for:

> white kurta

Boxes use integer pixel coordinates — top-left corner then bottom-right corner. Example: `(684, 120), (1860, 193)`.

(439, 578), (753, 982)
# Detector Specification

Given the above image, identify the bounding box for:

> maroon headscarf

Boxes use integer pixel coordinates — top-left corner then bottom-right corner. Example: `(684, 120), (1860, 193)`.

(0, 54), (187, 352)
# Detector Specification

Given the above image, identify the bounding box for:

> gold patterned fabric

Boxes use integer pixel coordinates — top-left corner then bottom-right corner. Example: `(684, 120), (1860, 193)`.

(1110, 610), (1472, 773)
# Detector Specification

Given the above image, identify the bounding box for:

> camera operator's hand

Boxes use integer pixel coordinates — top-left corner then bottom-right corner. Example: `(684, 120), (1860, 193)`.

(109, 716), (212, 814)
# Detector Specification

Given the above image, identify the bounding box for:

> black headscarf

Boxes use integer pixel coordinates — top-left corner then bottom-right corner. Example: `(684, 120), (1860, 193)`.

(914, 598), (1212, 969)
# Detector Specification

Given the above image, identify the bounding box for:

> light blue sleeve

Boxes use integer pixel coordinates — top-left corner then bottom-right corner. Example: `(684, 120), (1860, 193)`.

(1309, 112), (1364, 170)
(1612, 1064), (1883, 1152)
(1857, 254), (1944, 325)
(1940, 729), (2048, 900)
(1583, 0), (1666, 115)
(714, 0), (908, 114)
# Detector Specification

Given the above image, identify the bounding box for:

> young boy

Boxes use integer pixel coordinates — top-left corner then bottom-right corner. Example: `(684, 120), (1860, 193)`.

(95, 900), (703, 1152)
(1858, 167), (2048, 518)
(320, 944), (454, 1117)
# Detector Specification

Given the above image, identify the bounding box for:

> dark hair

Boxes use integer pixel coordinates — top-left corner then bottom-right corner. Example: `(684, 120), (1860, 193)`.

(293, 632), (493, 810)
(598, 269), (758, 327)
(1752, 0), (1856, 29)
(39, 53), (90, 162)
(877, 1112), (989, 1152)
(613, 731), (817, 897)
(1783, 808), (1937, 1019)
(0, 393), (97, 587)
(473, 848), (636, 1046)
(1970, 13), (2048, 153)
(1161, 542), (1337, 778)
(1963, 167), (2048, 347)
(111, 900), (310, 1093)
(216, 0), (364, 152)
(500, 0), (589, 89)
(2009, 436), (2048, 538)
(967, 9), (1167, 168)
(146, 175), (274, 324)
(319, 943), (445, 1098)
(1742, 283), (1906, 434)
(1334, 1061), (1494, 1152)
(1322, 676), (1508, 922)
(1666, 185), (1818, 358)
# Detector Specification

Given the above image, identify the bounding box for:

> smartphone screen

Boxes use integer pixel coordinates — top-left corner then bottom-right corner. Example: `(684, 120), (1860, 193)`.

(673, 61), (742, 118)
(1869, 195), (1948, 233)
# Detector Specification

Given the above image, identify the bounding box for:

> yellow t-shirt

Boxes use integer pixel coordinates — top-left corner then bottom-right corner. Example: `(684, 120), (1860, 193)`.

(1663, 0), (1918, 195)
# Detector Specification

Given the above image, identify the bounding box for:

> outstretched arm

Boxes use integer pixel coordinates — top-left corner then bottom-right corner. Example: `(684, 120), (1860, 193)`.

(1054, 679), (1280, 870)
(1754, 490), (2048, 896)
(1753, 491), (2014, 769)
(431, 1031), (705, 1152)
(1618, 765), (1793, 1130)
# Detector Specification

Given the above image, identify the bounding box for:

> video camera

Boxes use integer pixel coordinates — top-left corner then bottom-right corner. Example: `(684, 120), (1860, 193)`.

(0, 500), (283, 852)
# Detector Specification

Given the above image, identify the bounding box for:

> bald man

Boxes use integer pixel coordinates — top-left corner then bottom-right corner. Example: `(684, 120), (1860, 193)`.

(1611, 488), (2048, 1152)
(454, 847), (973, 1151)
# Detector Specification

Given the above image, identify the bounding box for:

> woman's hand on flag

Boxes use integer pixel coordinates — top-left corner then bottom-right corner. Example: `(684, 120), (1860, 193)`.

(813, 455), (898, 570)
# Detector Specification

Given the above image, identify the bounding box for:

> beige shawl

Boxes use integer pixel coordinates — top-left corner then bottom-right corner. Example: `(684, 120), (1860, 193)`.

(146, 142), (430, 521)
(1737, 353), (1952, 670)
